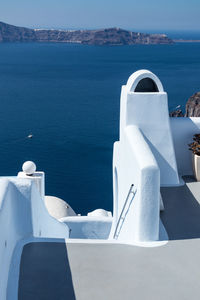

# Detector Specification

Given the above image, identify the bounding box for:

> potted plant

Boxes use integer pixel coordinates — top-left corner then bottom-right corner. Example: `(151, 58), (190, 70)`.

(188, 133), (200, 181)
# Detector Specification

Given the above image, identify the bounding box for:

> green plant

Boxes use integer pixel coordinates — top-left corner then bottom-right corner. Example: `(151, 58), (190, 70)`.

(188, 134), (200, 156)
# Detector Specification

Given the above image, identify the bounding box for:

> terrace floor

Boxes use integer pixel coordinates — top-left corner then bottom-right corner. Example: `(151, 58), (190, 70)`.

(18, 176), (200, 300)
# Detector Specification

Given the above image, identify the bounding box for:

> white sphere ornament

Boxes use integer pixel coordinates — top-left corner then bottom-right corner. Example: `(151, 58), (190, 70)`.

(22, 161), (36, 175)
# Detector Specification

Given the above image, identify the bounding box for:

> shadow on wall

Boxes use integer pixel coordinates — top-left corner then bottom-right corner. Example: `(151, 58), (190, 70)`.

(161, 183), (200, 240)
(18, 242), (76, 300)
(143, 135), (178, 185)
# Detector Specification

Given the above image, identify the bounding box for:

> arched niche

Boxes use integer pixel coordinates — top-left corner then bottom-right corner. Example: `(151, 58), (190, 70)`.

(134, 77), (159, 93)
(126, 70), (164, 93)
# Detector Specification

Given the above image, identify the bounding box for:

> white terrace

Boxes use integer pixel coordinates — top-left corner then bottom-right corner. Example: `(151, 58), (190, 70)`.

(1, 70), (200, 300)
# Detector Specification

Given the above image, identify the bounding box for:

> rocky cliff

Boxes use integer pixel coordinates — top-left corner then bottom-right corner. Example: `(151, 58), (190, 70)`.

(169, 92), (200, 117)
(185, 92), (200, 117)
(0, 22), (36, 42)
(0, 22), (173, 45)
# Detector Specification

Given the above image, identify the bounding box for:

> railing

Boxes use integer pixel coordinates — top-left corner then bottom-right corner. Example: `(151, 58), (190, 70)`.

(113, 184), (137, 240)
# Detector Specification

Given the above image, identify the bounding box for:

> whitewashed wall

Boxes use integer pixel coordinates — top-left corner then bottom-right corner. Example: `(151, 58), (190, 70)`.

(111, 125), (160, 243)
(0, 177), (69, 300)
(170, 117), (200, 176)
(111, 70), (180, 244)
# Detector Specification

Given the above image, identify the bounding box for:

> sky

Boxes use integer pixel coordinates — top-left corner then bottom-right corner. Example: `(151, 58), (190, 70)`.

(0, 0), (200, 32)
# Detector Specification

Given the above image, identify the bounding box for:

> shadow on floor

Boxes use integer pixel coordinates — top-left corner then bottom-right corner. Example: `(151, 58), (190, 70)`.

(161, 183), (200, 240)
(18, 242), (76, 300)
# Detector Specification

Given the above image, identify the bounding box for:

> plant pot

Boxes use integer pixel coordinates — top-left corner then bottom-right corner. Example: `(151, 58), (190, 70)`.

(192, 153), (200, 181)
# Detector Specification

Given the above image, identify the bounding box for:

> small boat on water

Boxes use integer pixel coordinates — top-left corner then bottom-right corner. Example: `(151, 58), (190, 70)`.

(27, 134), (33, 139)
(1, 70), (200, 300)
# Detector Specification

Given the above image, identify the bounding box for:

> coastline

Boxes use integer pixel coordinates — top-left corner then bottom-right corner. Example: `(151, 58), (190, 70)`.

(0, 21), (173, 45)
(174, 39), (200, 43)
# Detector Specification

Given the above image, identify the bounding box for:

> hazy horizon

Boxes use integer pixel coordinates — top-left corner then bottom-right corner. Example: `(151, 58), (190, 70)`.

(1, 20), (200, 40)
(0, 0), (199, 33)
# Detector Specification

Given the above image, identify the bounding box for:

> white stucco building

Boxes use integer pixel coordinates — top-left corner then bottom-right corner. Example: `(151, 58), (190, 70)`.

(1, 70), (200, 299)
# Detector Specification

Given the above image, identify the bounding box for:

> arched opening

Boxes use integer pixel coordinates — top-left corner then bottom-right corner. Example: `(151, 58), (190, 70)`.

(134, 77), (159, 93)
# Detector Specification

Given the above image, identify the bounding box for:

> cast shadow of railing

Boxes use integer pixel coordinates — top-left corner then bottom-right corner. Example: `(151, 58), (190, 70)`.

(161, 183), (200, 240)
(18, 241), (76, 300)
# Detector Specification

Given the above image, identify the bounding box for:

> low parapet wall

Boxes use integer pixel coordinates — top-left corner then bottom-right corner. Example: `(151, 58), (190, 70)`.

(170, 117), (200, 176)
(0, 177), (69, 300)
(112, 125), (160, 243)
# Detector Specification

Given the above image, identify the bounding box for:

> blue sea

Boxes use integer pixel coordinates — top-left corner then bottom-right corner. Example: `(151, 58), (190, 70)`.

(0, 42), (200, 214)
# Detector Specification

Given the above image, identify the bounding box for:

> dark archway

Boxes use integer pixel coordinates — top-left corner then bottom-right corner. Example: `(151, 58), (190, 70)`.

(134, 78), (159, 92)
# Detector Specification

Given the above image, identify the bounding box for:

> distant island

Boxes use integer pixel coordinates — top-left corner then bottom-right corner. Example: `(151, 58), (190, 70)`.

(0, 21), (174, 45)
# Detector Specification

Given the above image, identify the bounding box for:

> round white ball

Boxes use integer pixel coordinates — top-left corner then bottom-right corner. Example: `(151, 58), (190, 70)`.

(22, 161), (36, 175)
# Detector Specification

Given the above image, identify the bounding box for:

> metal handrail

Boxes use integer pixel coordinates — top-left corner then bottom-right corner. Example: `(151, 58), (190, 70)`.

(113, 184), (137, 240)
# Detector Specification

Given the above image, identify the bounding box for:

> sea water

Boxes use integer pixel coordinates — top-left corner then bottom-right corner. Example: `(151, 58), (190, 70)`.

(0, 42), (200, 214)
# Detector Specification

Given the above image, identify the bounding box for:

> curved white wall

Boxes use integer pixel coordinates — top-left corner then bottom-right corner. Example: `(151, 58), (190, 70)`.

(0, 177), (69, 300)
(126, 69), (164, 93)
(111, 125), (160, 242)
